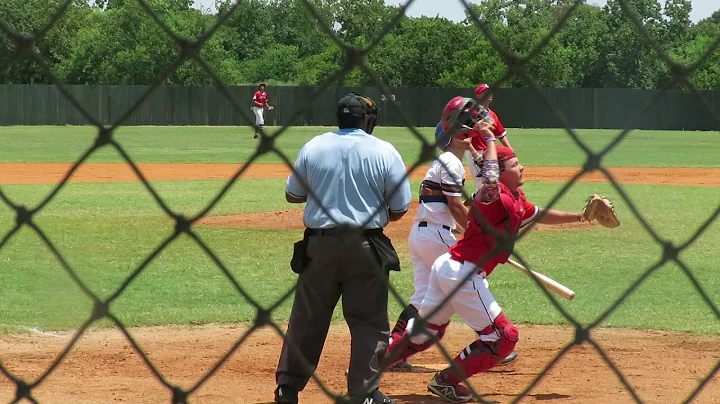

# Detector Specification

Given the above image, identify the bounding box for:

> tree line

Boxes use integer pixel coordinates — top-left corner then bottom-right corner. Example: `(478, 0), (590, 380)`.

(1, 0), (719, 89)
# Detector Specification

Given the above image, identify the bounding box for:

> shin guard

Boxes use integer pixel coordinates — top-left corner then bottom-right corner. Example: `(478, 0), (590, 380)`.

(444, 313), (518, 383)
(383, 321), (448, 368)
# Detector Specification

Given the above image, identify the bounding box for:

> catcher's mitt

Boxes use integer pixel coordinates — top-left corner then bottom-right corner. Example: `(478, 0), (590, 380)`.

(582, 194), (620, 228)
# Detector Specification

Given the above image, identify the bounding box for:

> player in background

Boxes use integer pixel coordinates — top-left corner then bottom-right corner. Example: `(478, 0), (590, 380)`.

(388, 97), (517, 372)
(252, 83), (274, 139)
(465, 84), (512, 189)
(383, 122), (591, 403)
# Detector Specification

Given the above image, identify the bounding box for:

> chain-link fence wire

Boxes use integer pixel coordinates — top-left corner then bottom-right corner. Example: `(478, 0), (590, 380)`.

(0, 0), (718, 402)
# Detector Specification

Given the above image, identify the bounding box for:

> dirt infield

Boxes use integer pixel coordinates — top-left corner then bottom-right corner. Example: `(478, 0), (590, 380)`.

(197, 202), (596, 241)
(1, 162), (718, 403)
(2, 162), (720, 186)
(0, 324), (717, 403)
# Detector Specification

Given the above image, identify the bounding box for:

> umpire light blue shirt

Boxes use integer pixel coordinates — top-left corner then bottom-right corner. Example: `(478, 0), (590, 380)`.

(286, 128), (412, 229)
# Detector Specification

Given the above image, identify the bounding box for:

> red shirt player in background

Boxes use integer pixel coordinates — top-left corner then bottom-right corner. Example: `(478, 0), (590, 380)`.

(252, 83), (274, 139)
(384, 121), (598, 403)
(465, 83), (512, 189)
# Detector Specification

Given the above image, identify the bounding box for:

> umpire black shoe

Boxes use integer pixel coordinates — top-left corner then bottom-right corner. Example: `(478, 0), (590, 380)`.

(274, 385), (298, 404)
(364, 389), (396, 404)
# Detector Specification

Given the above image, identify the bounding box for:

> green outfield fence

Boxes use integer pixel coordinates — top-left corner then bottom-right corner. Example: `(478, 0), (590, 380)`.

(3, 84), (720, 130)
(0, 1), (719, 403)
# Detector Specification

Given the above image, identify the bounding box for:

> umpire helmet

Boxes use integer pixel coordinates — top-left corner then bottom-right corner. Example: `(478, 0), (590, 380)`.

(337, 92), (379, 132)
(337, 92), (379, 119)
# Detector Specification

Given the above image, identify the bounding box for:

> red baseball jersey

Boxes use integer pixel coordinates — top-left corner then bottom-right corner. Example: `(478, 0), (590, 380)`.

(470, 109), (507, 150)
(449, 182), (538, 276)
(253, 91), (268, 107)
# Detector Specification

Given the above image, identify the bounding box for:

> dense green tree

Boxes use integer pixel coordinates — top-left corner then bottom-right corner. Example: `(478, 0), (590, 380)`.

(293, 39), (344, 85)
(436, 35), (506, 88)
(326, 0), (401, 45)
(692, 9), (720, 38)
(0, 0), (93, 84)
(452, 0), (577, 88)
(556, 3), (610, 88)
(672, 11), (720, 89)
(1, 0), (718, 89)
(369, 16), (473, 87)
(662, 0), (692, 48)
(217, 0), (274, 63)
(56, 0), (241, 84)
(595, 0), (669, 88)
(266, 0), (330, 58)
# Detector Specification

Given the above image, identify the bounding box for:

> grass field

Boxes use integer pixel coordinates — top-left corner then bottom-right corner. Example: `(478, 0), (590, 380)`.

(0, 126), (718, 335)
(2, 125), (720, 167)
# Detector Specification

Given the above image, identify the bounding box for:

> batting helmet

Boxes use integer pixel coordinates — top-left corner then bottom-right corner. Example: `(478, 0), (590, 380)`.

(441, 96), (475, 132)
(440, 96), (491, 138)
(434, 122), (452, 151)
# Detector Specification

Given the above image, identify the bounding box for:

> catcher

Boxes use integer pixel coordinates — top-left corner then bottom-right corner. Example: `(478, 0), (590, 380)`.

(382, 114), (619, 403)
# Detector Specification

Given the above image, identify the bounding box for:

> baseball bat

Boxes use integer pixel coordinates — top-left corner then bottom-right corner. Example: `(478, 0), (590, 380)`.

(507, 259), (576, 301)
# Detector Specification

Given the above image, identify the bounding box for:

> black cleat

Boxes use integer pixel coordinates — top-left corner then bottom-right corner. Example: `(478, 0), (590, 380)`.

(363, 390), (396, 404)
(274, 385), (298, 404)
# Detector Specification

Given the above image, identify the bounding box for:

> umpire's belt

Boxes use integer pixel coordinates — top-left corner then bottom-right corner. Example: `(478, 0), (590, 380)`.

(308, 227), (383, 237)
(418, 221), (451, 231)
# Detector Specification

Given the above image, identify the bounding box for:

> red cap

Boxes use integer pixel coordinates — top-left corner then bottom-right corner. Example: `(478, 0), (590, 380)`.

(496, 146), (516, 162)
(474, 84), (490, 98)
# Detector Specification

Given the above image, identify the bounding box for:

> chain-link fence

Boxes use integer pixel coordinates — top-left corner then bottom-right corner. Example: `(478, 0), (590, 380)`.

(0, 0), (718, 403)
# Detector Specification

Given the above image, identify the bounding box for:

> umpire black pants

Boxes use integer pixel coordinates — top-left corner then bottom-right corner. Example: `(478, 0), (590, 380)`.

(276, 230), (391, 396)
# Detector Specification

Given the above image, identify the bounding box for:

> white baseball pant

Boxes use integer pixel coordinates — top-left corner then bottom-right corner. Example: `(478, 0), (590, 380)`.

(412, 252), (503, 344)
(407, 223), (457, 308)
(252, 106), (265, 126)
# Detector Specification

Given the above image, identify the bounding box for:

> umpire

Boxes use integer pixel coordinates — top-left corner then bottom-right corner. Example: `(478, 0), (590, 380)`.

(274, 93), (412, 404)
